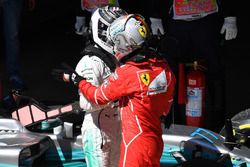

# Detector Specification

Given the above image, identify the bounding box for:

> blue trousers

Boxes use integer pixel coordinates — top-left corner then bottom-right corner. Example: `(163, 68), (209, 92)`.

(0, 0), (22, 76)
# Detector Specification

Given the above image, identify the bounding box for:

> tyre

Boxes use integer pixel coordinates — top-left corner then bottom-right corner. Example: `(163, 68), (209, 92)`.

(175, 159), (226, 167)
(220, 108), (250, 148)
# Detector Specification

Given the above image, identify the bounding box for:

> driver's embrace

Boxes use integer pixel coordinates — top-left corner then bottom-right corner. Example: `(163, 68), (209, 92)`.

(63, 13), (176, 167)
(68, 14), (176, 167)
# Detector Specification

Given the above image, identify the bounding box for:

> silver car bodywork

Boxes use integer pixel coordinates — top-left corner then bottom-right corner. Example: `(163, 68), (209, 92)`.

(161, 124), (250, 167)
(0, 119), (52, 167)
(2, 116), (250, 167)
(1, 91), (250, 167)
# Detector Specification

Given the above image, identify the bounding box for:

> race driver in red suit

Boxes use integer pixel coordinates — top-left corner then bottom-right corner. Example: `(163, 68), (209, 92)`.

(64, 14), (176, 167)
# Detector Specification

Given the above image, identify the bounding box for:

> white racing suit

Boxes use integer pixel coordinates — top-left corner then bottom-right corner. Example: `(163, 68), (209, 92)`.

(75, 46), (121, 167)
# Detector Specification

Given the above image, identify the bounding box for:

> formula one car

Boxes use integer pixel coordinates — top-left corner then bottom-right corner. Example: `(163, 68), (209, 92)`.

(161, 124), (250, 167)
(220, 108), (250, 149)
(0, 118), (53, 167)
(1, 91), (250, 167)
(0, 91), (86, 167)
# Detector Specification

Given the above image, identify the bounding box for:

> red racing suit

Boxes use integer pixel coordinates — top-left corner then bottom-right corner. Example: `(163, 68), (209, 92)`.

(78, 56), (176, 167)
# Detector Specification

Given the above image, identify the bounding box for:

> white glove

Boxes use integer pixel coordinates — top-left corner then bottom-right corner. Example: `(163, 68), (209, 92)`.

(220, 17), (238, 40)
(75, 16), (86, 35)
(150, 17), (165, 35)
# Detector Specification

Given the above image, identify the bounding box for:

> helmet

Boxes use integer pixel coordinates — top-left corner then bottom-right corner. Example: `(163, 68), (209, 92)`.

(107, 14), (150, 62)
(90, 6), (127, 54)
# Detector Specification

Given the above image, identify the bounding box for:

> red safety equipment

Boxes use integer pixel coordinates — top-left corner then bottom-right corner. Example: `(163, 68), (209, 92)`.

(185, 61), (206, 127)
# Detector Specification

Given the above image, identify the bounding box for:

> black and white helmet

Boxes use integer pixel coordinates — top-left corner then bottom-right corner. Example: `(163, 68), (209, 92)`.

(107, 14), (150, 62)
(90, 6), (127, 54)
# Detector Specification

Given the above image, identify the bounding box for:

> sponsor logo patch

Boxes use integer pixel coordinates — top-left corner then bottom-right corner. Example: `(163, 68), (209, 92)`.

(139, 26), (147, 38)
(140, 72), (150, 86)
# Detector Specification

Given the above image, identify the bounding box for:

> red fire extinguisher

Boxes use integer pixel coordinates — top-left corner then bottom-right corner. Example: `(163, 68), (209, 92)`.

(185, 61), (206, 127)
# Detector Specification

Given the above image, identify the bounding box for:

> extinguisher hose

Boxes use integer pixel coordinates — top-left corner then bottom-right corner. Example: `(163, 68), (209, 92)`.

(186, 61), (208, 71)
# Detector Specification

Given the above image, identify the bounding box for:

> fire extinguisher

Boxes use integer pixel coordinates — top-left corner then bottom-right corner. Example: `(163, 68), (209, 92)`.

(185, 61), (206, 127)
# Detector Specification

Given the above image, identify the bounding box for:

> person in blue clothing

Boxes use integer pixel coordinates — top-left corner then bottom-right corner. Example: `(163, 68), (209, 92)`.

(0, 0), (35, 91)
